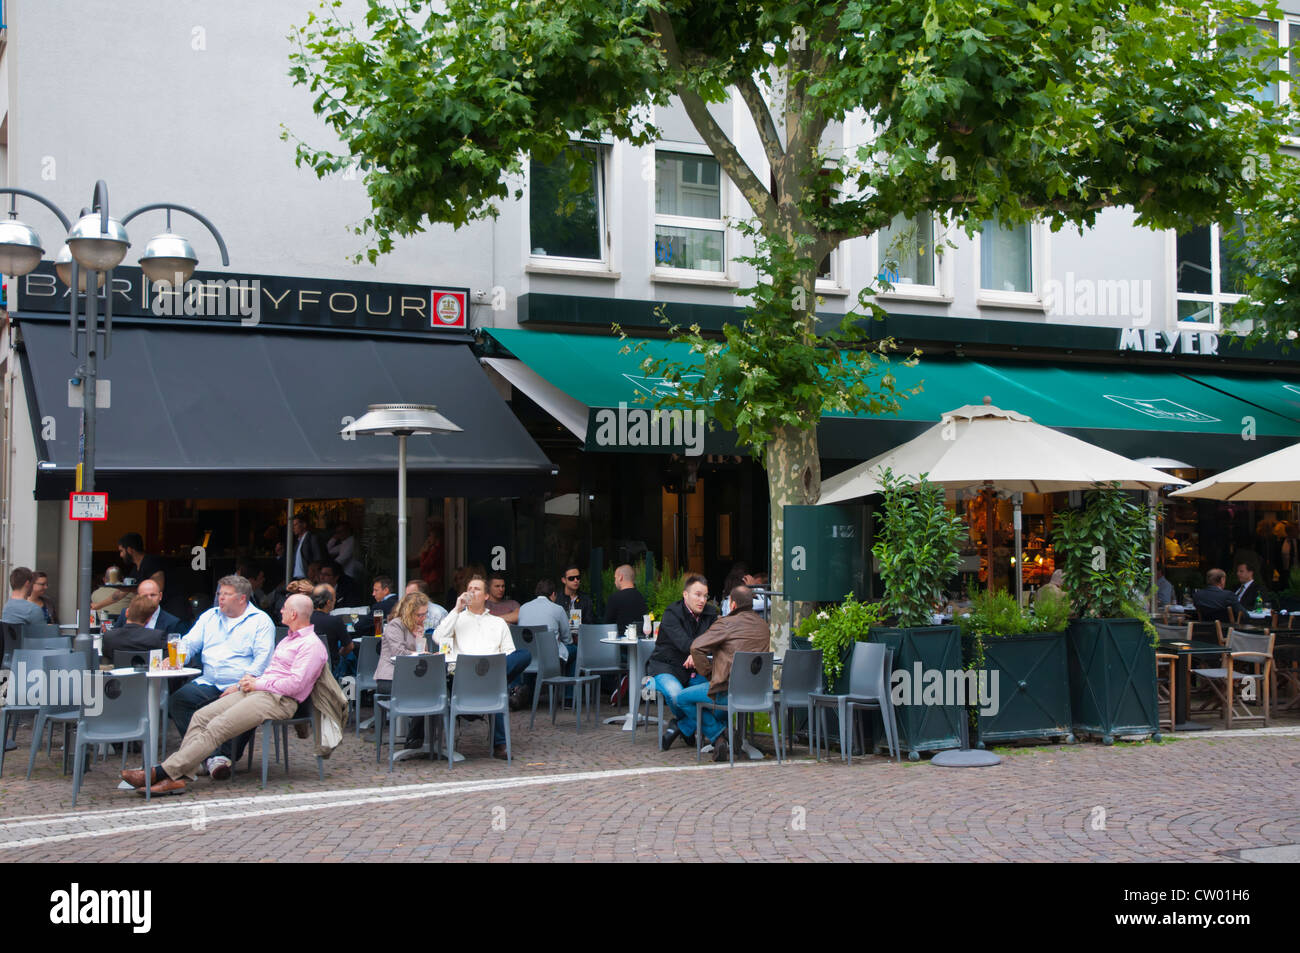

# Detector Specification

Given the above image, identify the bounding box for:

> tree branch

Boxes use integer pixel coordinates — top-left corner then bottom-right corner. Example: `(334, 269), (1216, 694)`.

(650, 9), (776, 228)
(736, 74), (784, 172)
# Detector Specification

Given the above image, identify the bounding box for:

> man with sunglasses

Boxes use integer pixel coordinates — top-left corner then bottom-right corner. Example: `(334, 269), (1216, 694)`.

(560, 564), (595, 632)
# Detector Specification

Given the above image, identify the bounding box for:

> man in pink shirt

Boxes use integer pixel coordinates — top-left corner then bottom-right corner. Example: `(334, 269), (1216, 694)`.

(121, 594), (327, 796)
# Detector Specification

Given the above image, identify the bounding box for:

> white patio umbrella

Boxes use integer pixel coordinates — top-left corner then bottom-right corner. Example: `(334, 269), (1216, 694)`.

(1169, 440), (1300, 501)
(821, 398), (1188, 502)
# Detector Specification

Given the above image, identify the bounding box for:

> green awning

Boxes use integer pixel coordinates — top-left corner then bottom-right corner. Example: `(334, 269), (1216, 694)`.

(1182, 373), (1300, 426)
(484, 328), (1300, 466)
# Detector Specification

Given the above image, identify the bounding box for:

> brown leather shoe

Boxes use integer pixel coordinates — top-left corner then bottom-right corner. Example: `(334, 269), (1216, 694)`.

(492, 744), (509, 760)
(143, 777), (186, 796)
(120, 768), (149, 789)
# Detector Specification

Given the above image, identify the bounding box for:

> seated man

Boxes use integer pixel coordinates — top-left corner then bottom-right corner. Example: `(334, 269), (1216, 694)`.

(650, 574), (717, 751)
(1192, 568), (1243, 624)
(310, 583), (350, 667)
(677, 586), (772, 762)
(485, 573), (521, 624)
(371, 575), (398, 617)
(167, 575), (276, 779)
(320, 561), (359, 610)
(518, 579), (574, 664)
(1234, 562), (1261, 611)
(2, 567), (45, 626)
(122, 594), (326, 796)
(432, 576), (530, 759)
(102, 594), (170, 657)
(604, 564), (649, 636)
(113, 578), (185, 634)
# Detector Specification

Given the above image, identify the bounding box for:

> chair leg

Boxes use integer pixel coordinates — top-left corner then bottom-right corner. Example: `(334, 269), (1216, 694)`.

(447, 709), (456, 769)
(529, 679), (542, 729)
(71, 737), (86, 807)
(502, 707), (511, 764)
(142, 728), (153, 804)
(574, 680), (583, 731)
(282, 724), (291, 775)
(376, 705), (384, 764)
(260, 722), (271, 789)
(696, 703), (704, 763)
(25, 712), (47, 779)
(770, 704), (782, 764)
(727, 708), (735, 767)
(838, 698), (850, 765)
(387, 708), (397, 773)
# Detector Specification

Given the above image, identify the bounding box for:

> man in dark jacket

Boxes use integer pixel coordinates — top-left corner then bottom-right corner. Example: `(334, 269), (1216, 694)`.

(649, 574), (718, 750)
(681, 586), (772, 762)
(1193, 568), (1244, 624)
(1234, 563), (1262, 611)
(310, 583), (350, 666)
(102, 594), (170, 658)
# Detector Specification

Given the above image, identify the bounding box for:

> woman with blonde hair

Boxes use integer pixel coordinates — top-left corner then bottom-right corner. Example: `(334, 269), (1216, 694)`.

(374, 590), (431, 750)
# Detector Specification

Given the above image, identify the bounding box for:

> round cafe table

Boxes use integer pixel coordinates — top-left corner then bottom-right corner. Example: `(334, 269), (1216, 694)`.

(599, 637), (659, 735)
(114, 666), (200, 789)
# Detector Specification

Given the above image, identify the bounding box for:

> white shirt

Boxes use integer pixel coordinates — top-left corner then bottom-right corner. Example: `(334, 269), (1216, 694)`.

(432, 605), (514, 664)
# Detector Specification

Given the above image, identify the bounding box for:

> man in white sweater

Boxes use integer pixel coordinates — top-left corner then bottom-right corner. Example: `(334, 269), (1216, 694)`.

(433, 576), (530, 758)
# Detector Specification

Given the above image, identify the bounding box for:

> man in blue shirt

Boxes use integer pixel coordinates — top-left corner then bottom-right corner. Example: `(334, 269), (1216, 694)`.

(2, 567), (45, 626)
(170, 574), (275, 779)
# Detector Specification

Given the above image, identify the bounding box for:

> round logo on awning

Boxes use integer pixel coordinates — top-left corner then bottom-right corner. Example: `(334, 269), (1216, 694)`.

(432, 290), (465, 327)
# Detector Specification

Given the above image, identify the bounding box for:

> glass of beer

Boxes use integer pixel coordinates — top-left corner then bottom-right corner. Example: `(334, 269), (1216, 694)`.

(167, 639), (179, 668)
(175, 645), (187, 668)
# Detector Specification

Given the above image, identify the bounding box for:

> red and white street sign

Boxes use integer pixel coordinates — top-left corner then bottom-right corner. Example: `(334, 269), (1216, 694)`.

(431, 290), (467, 328)
(69, 492), (108, 521)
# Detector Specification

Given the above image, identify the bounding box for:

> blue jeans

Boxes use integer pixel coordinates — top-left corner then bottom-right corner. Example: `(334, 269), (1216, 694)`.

(670, 677), (726, 743)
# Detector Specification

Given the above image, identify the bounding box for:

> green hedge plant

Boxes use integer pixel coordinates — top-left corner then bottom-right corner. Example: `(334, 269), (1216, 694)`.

(873, 469), (967, 627)
(795, 593), (887, 684)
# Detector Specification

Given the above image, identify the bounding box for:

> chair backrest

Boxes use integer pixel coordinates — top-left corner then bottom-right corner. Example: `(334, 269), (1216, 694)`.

(450, 654), (507, 711)
(576, 624), (621, 670)
(390, 653), (448, 712)
(274, 626), (289, 645)
(1227, 628), (1274, 661)
(531, 625), (564, 679)
(9, 648), (75, 697)
(1, 621), (18, 663)
(1187, 621), (1222, 645)
(509, 625), (541, 655)
(19, 622), (60, 640)
(113, 648), (153, 671)
(779, 649), (824, 706)
(73, 635), (99, 671)
(19, 633), (73, 651)
(726, 652), (775, 709)
(1154, 623), (1188, 644)
(38, 652), (88, 713)
(356, 636), (382, 681)
(845, 642), (891, 701)
(80, 671), (149, 736)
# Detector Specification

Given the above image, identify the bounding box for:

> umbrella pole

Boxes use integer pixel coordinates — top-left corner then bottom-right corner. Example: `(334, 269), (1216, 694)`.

(985, 487), (995, 595)
(285, 498), (294, 590)
(1014, 494), (1023, 607)
(1148, 490), (1158, 616)
(397, 433), (408, 594)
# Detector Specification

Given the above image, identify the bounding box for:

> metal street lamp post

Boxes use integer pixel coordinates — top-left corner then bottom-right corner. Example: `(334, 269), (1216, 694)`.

(0, 180), (228, 633)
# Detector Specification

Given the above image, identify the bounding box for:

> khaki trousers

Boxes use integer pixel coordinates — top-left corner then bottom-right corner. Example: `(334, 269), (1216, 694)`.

(162, 689), (297, 780)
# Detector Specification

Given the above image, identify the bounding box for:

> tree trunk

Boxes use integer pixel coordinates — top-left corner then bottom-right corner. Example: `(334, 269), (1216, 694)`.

(765, 419), (821, 657)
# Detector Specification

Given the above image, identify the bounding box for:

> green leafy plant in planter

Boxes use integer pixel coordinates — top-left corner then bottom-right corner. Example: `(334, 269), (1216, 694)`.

(794, 593), (887, 685)
(1052, 486), (1156, 642)
(873, 469), (967, 625)
(1053, 486), (1161, 743)
(959, 589), (1073, 665)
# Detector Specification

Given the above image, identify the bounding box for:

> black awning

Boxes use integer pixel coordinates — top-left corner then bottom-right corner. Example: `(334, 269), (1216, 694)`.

(17, 319), (556, 500)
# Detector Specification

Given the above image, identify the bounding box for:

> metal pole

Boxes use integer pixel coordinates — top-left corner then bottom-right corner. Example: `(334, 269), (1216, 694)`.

(76, 271), (98, 634)
(397, 433), (408, 593)
(1149, 490), (1158, 615)
(1013, 493), (1023, 607)
(285, 498), (294, 589)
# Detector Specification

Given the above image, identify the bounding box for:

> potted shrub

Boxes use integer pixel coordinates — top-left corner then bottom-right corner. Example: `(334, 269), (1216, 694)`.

(960, 589), (1074, 746)
(792, 595), (886, 751)
(869, 470), (968, 760)
(1053, 487), (1160, 744)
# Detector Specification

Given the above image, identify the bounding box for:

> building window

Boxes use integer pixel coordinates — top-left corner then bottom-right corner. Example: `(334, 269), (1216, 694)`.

(655, 151), (724, 272)
(979, 219), (1033, 294)
(529, 145), (605, 261)
(1175, 219), (1246, 327)
(877, 213), (936, 288)
(1222, 17), (1281, 105)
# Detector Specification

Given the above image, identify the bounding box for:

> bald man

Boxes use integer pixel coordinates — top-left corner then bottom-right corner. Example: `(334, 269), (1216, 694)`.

(113, 577), (185, 634)
(122, 593), (327, 796)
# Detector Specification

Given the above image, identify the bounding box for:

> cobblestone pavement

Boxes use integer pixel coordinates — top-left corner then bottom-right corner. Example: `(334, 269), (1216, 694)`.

(2, 708), (1298, 861)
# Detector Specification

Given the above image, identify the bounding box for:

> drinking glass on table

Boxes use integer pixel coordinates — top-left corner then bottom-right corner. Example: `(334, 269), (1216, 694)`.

(167, 638), (179, 668)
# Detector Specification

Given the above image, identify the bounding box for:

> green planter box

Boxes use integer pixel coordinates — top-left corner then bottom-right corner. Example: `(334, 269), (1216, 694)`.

(969, 631), (1074, 746)
(1066, 617), (1160, 744)
(869, 625), (963, 760)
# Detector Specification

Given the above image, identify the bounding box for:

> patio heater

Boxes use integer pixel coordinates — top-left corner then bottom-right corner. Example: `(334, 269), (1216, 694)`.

(341, 404), (461, 593)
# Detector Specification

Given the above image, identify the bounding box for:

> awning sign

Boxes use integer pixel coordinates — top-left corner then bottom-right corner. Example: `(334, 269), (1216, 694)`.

(1103, 396), (1220, 424)
(69, 492), (108, 521)
(432, 290), (467, 328)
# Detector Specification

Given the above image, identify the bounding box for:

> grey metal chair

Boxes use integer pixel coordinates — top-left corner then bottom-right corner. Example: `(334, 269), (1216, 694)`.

(810, 642), (899, 764)
(25, 652), (88, 778)
(529, 624), (599, 730)
(510, 624), (542, 680)
(631, 638), (657, 743)
(694, 651), (783, 766)
(19, 634), (73, 651)
(274, 625), (289, 645)
(376, 654), (449, 771)
(576, 624), (623, 698)
(18, 623), (62, 641)
(111, 648), (172, 755)
(774, 648), (823, 755)
(73, 635), (99, 671)
(353, 636), (382, 736)
(448, 654), (510, 764)
(70, 672), (152, 805)
(0, 647), (71, 775)
(246, 696), (325, 788)
(1, 621), (19, 667)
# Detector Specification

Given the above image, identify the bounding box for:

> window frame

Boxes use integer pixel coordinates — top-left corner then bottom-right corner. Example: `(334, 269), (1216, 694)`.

(872, 212), (950, 302)
(1169, 221), (1246, 332)
(652, 144), (729, 279)
(525, 141), (611, 271)
(973, 218), (1048, 309)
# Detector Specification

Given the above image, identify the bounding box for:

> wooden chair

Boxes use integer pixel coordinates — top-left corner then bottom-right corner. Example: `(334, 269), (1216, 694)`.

(1155, 652), (1178, 733)
(1268, 615), (1300, 712)
(1191, 629), (1275, 728)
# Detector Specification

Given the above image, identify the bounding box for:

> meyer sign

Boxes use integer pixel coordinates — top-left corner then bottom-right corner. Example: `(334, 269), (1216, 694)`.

(1117, 328), (1219, 355)
(68, 492), (108, 521)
